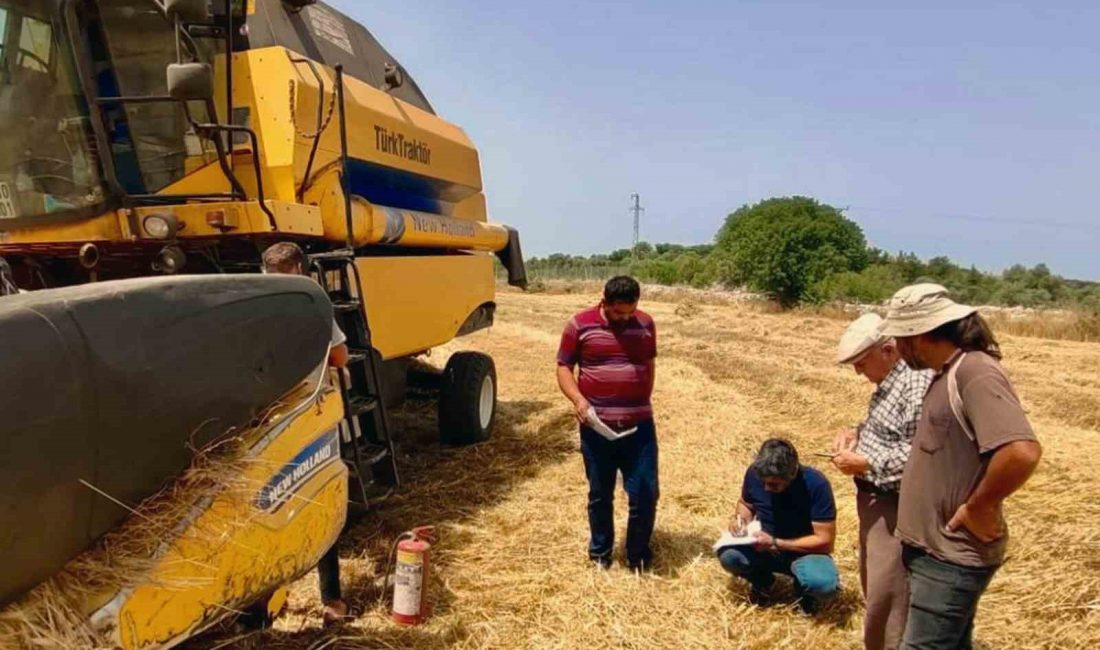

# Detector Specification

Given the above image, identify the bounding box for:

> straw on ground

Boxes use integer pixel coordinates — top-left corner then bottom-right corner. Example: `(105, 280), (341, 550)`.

(186, 287), (1097, 649)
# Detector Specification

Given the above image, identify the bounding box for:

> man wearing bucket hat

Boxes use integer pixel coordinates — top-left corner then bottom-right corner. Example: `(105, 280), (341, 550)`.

(833, 313), (932, 650)
(880, 284), (1042, 649)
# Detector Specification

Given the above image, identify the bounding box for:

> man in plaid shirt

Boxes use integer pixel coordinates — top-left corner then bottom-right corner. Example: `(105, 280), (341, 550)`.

(833, 314), (932, 650)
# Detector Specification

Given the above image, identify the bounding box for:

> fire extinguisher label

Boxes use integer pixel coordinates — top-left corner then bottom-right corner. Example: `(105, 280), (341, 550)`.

(394, 550), (424, 617)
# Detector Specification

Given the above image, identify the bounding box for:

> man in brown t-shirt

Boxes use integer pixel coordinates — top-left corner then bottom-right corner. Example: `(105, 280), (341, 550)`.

(880, 284), (1042, 650)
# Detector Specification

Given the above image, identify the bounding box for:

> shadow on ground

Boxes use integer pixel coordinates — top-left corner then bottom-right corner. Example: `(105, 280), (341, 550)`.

(186, 398), (570, 649)
(193, 625), (461, 650)
(721, 574), (860, 631)
(648, 528), (715, 577)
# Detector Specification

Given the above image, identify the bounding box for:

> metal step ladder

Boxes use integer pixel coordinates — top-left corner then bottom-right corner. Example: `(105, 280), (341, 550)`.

(310, 250), (399, 513)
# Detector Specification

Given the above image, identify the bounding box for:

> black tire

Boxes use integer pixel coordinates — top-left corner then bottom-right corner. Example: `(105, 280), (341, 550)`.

(438, 352), (496, 445)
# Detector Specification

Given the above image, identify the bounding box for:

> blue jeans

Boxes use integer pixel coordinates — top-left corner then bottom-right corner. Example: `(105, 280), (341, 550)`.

(900, 545), (998, 650)
(580, 419), (659, 566)
(718, 546), (839, 600)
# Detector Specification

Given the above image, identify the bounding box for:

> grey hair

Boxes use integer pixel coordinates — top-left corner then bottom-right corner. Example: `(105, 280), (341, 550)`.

(751, 438), (800, 480)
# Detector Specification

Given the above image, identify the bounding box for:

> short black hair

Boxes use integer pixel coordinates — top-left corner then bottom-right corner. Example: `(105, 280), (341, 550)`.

(604, 275), (641, 304)
(262, 242), (306, 274)
(751, 438), (800, 480)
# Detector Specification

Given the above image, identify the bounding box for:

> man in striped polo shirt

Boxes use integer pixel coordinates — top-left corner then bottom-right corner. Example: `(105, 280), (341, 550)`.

(556, 276), (659, 572)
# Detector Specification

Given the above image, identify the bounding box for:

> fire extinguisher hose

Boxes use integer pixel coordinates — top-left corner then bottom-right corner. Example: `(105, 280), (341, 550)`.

(378, 527), (437, 608)
(378, 531), (416, 608)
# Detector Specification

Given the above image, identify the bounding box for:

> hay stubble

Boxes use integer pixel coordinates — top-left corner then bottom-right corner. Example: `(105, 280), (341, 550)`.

(206, 289), (1098, 650)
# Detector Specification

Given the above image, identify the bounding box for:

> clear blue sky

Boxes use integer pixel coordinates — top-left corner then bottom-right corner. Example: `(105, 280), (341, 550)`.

(329, 0), (1100, 280)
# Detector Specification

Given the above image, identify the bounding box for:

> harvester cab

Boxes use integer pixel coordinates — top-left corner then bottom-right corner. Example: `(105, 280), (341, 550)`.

(0, 0), (525, 281)
(0, 1), (525, 647)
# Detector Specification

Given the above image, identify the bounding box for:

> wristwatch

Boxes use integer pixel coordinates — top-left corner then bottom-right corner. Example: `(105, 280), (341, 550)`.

(771, 537), (780, 552)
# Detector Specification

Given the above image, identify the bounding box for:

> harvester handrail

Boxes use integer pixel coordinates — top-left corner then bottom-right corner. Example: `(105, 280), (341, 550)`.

(335, 64), (354, 249)
(287, 53), (337, 200)
(188, 121), (279, 229)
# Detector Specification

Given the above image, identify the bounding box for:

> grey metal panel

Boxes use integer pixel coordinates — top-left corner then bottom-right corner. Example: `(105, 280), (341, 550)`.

(247, 0), (436, 114)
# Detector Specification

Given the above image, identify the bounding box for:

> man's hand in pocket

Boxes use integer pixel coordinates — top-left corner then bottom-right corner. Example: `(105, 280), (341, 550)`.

(946, 503), (1004, 543)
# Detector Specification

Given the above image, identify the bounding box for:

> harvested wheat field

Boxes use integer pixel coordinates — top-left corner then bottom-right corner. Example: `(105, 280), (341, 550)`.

(193, 286), (1100, 650)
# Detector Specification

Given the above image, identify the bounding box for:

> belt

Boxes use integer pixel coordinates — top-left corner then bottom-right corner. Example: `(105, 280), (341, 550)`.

(605, 418), (641, 432)
(593, 416), (652, 433)
(854, 478), (897, 496)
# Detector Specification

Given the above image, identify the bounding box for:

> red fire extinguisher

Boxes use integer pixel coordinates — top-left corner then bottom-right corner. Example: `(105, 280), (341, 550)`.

(392, 526), (436, 625)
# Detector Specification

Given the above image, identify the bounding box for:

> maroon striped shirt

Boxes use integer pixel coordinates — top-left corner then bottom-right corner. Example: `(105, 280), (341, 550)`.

(557, 305), (657, 425)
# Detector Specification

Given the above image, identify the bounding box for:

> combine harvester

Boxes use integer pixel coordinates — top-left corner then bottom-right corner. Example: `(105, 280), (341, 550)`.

(0, 0), (525, 647)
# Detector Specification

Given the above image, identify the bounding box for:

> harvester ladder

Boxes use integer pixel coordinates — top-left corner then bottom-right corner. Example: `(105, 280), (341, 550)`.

(310, 251), (400, 512)
(309, 65), (398, 514)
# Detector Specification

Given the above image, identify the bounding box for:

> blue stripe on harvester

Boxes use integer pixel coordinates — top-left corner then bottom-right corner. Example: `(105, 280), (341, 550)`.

(345, 158), (474, 215)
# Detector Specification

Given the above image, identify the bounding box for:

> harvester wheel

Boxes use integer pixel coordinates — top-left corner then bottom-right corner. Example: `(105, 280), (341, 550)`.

(439, 352), (496, 445)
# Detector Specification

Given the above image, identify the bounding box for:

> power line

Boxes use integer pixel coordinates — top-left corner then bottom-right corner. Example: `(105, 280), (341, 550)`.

(843, 203), (1100, 233)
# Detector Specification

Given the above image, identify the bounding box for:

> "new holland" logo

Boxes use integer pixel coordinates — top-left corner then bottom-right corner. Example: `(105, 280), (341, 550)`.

(254, 430), (341, 513)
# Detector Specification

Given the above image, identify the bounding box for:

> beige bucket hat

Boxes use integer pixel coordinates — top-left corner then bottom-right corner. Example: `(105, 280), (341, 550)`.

(879, 283), (977, 338)
(836, 313), (886, 364)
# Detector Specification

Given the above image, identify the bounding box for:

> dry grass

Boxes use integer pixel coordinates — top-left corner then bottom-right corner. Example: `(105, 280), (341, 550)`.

(0, 385), (330, 650)
(0, 435), (256, 650)
(184, 286), (1100, 650)
(528, 279), (1100, 343)
(985, 309), (1100, 343)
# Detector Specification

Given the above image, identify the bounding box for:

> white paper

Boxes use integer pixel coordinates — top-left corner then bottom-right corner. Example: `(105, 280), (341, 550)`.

(586, 407), (638, 441)
(713, 519), (762, 551)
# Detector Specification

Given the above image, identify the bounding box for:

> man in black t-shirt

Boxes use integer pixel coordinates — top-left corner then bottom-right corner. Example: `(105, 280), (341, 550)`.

(717, 439), (839, 612)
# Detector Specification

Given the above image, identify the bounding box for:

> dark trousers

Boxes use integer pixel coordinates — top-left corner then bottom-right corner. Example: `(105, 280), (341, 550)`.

(318, 544), (342, 603)
(900, 545), (998, 650)
(580, 419), (659, 565)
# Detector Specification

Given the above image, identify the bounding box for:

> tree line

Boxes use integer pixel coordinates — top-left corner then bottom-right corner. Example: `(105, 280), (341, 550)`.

(520, 196), (1100, 311)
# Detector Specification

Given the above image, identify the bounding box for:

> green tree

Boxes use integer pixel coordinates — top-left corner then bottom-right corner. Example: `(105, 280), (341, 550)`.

(814, 263), (909, 304)
(629, 258), (671, 284)
(894, 252), (926, 281)
(715, 196), (869, 306)
(608, 248), (632, 263)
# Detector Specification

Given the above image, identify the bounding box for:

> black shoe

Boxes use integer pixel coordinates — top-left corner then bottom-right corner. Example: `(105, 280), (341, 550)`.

(797, 595), (822, 616)
(591, 556), (612, 570)
(746, 578), (776, 606)
(628, 555), (653, 574)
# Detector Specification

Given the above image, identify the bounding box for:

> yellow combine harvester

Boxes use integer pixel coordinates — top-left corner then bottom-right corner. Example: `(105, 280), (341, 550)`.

(0, 0), (525, 646)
